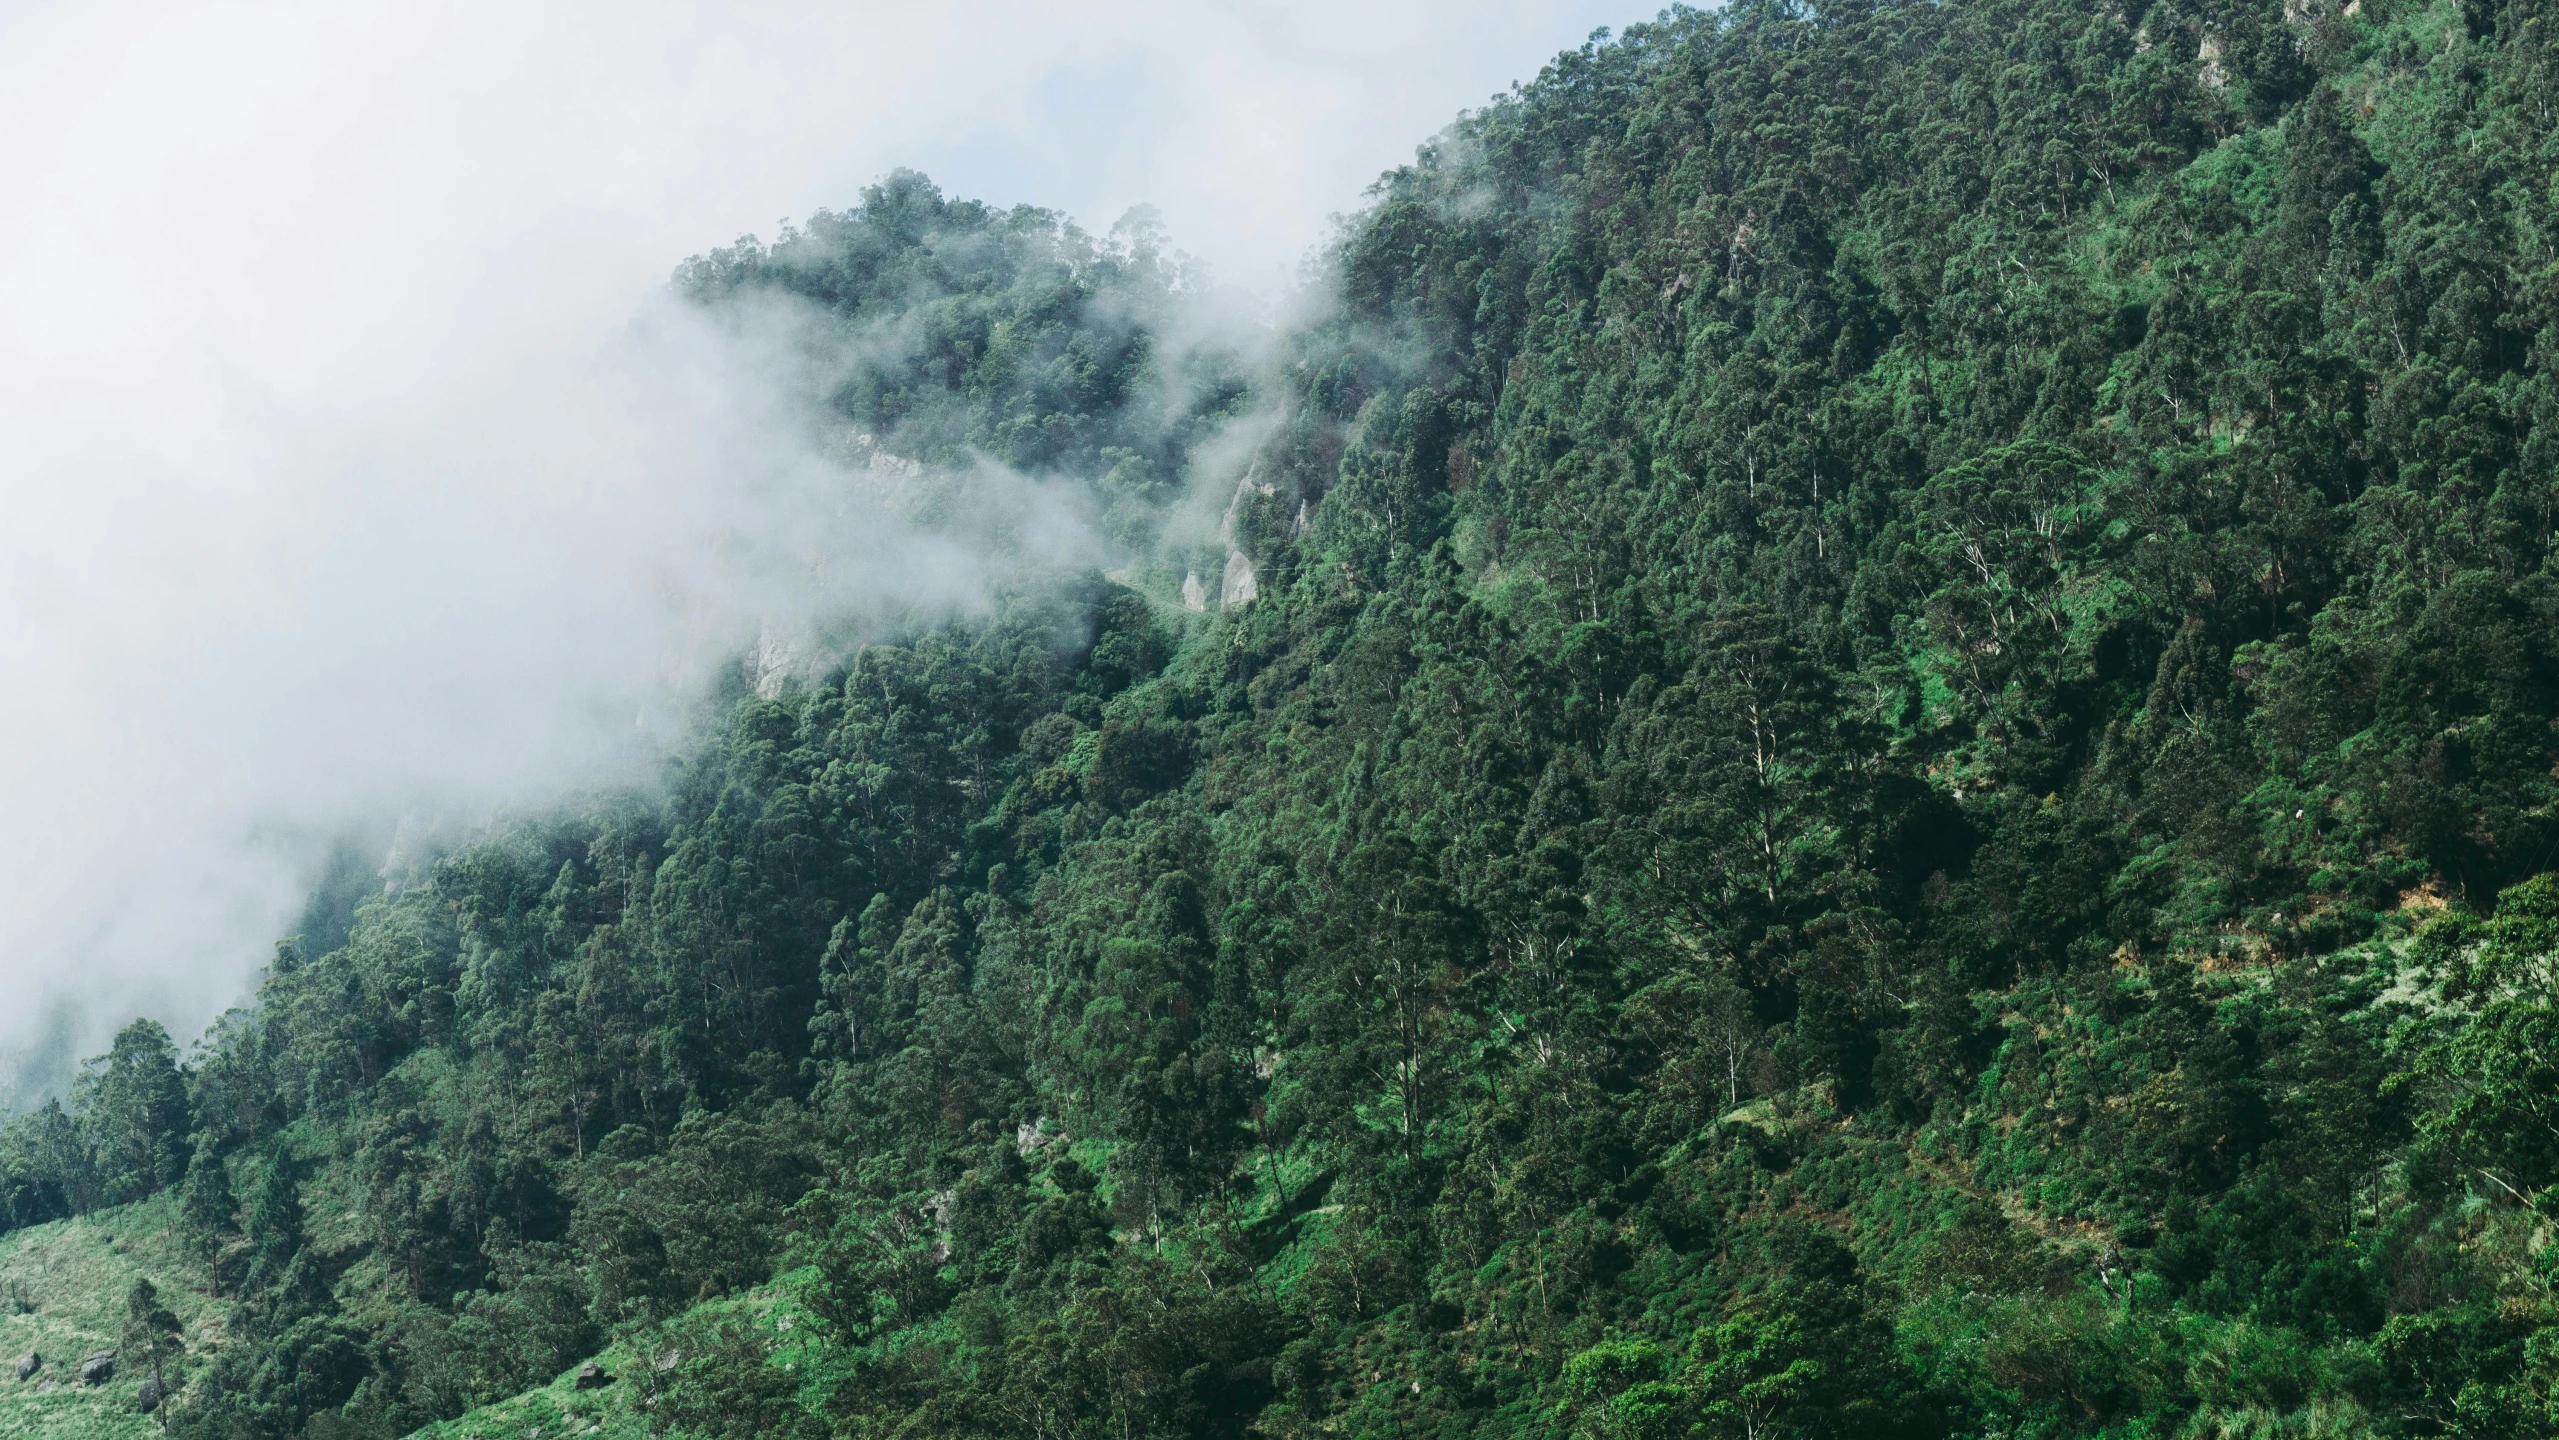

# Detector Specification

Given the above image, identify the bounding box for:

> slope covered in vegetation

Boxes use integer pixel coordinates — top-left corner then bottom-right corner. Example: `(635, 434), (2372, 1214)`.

(0, 1196), (216, 1439)
(11, 0), (2559, 1435)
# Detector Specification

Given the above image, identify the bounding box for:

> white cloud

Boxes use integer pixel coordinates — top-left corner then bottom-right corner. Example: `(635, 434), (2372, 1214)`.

(0, 0), (1634, 1082)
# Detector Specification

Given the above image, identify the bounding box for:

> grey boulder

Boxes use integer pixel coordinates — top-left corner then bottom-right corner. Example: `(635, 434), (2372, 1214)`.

(138, 1376), (162, 1412)
(573, 1360), (613, 1390)
(78, 1349), (115, 1385)
(12, 1351), (35, 1382)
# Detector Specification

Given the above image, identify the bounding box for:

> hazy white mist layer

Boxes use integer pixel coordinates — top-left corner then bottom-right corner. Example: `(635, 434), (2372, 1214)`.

(0, 0), (1629, 1086)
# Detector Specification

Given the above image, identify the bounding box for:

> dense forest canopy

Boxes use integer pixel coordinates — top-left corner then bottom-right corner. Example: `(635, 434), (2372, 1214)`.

(9, 0), (2559, 1435)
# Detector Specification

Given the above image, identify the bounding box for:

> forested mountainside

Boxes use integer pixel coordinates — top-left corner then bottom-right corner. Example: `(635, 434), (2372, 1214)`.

(9, 0), (2559, 1435)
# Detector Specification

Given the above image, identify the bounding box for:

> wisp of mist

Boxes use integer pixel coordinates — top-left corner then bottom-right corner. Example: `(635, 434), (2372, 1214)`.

(0, 277), (1131, 1107)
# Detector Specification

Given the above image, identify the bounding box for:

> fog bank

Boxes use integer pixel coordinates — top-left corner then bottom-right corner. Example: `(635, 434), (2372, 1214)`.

(0, 0), (1630, 1096)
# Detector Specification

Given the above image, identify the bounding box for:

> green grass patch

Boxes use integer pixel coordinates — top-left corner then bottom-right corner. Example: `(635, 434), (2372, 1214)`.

(0, 1194), (214, 1439)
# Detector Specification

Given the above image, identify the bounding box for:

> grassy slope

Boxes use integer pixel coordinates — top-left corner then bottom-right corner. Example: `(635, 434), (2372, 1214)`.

(0, 1194), (216, 1439)
(399, 1288), (827, 1440)
(0, 1181), (649, 1440)
(399, 1350), (650, 1440)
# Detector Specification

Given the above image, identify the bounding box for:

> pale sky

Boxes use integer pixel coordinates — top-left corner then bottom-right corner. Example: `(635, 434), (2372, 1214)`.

(0, 0), (1640, 1086)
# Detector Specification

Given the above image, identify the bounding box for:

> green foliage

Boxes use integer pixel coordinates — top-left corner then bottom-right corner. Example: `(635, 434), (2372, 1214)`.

(76, 1024), (190, 1211)
(650, 1305), (826, 1440)
(2402, 874), (2559, 1211)
(123, 1276), (184, 1417)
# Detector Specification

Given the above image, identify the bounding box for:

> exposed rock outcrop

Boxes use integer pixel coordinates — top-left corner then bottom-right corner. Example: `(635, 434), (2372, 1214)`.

(1221, 549), (1258, 608)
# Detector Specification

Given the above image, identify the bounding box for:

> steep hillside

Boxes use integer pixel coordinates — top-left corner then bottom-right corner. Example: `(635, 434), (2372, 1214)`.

(10, 0), (2559, 1436)
(0, 1196), (216, 1439)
